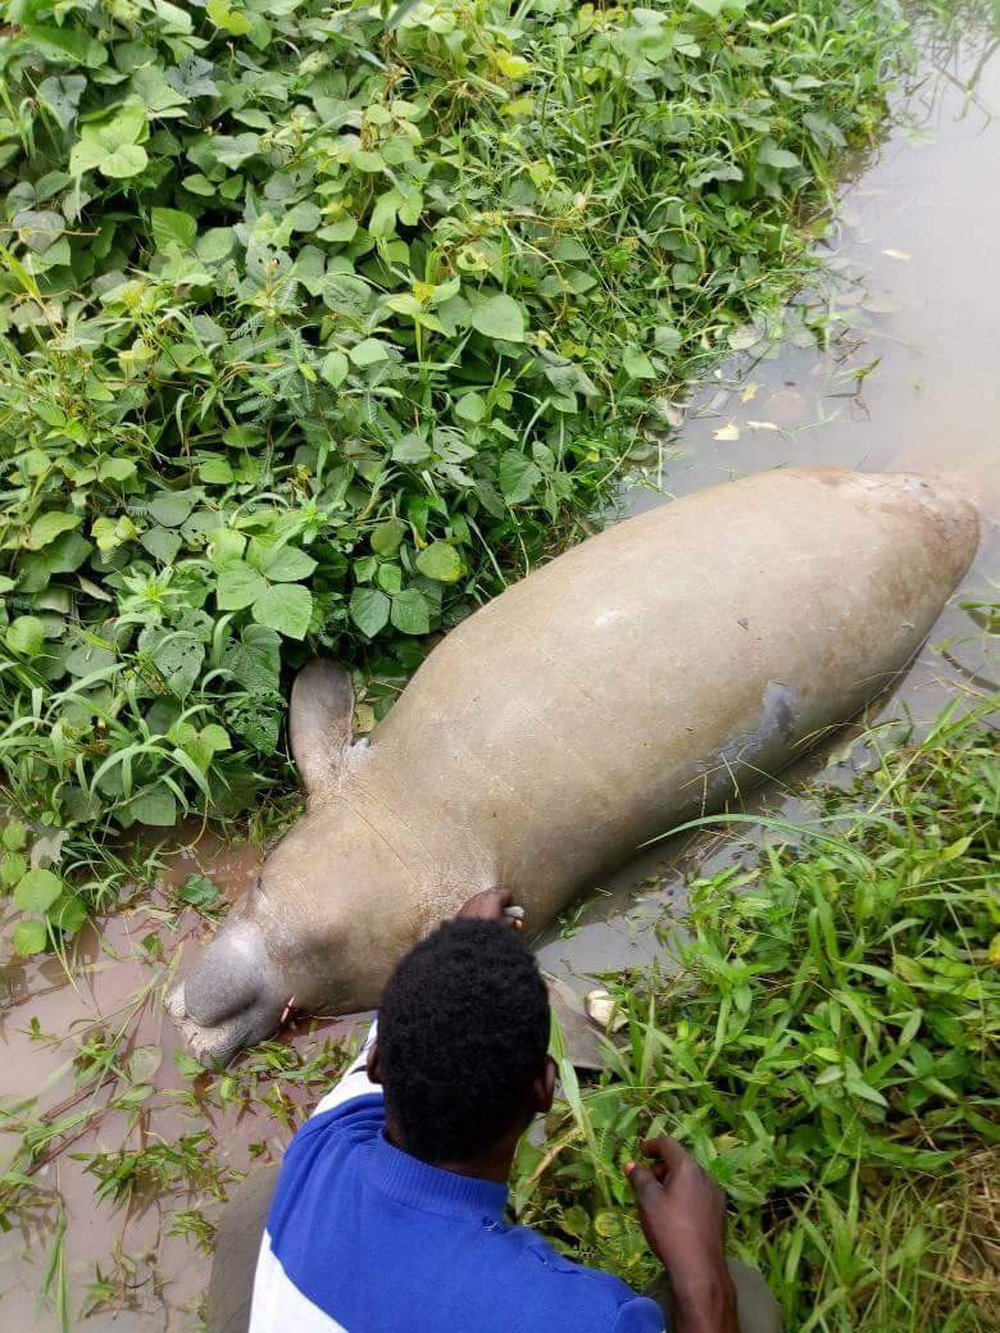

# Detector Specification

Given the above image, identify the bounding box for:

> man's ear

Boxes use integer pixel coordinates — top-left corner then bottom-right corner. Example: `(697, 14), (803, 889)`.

(289, 660), (356, 799)
(532, 1056), (556, 1115)
(366, 1039), (382, 1086)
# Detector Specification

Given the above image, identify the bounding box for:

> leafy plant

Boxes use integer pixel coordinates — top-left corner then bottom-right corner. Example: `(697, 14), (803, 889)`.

(514, 698), (1000, 1332)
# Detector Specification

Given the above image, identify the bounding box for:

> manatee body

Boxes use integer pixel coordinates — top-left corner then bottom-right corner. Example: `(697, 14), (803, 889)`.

(168, 467), (978, 1064)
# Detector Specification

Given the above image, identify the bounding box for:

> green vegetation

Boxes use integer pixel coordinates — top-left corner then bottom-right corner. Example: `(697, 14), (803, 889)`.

(0, 0), (903, 952)
(514, 698), (1000, 1332)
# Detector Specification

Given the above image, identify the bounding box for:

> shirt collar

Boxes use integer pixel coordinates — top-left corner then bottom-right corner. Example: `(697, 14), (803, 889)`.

(367, 1129), (509, 1223)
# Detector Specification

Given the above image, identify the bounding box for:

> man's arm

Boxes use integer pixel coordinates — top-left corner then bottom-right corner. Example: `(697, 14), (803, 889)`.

(626, 1137), (738, 1333)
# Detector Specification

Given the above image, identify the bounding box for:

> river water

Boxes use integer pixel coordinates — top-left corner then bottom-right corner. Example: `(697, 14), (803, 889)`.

(2, 15), (999, 1331)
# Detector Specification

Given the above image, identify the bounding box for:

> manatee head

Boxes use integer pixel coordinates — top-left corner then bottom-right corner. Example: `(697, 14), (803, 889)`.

(167, 662), (397, 1067)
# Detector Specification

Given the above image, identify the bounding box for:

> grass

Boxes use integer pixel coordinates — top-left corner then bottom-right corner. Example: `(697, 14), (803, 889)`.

(0, 0), (907, 956)
(513, 695), (1000, 1333)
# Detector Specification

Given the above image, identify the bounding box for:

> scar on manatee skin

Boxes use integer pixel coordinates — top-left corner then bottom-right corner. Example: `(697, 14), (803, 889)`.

(693, 682), (801, 803)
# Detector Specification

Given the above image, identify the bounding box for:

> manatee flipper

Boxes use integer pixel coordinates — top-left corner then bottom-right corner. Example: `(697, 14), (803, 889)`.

(289, 660), (356, 798)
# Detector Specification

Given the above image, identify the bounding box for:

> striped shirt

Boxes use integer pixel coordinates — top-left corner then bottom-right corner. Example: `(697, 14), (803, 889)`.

(249, 1025), (665, 1332)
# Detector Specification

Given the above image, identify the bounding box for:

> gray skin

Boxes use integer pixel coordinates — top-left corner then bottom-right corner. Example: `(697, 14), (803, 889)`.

(167, 467), (978, 1065)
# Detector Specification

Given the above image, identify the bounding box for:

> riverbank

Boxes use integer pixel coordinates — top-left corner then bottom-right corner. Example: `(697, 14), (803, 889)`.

(515, 696), (1000, 1333)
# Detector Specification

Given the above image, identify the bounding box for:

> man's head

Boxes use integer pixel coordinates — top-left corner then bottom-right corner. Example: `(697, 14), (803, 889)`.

(368, 917), (554, 1167)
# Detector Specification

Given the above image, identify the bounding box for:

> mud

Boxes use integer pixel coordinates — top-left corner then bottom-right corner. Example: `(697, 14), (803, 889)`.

(2, 16), (999, 1331)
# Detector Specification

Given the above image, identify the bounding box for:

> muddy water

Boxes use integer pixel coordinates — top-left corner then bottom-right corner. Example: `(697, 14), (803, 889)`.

(3, 17), (1000, 1332)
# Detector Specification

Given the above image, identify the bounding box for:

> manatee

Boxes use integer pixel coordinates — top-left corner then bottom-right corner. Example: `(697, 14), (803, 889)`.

(168, 467), (978, 1065)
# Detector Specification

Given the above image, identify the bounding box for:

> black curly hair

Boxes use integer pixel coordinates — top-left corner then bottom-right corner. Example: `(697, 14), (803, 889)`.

(378, 918), (551, 1164)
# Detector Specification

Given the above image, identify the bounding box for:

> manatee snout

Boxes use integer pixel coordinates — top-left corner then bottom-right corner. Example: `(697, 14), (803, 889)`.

(167, 917), (286, 1068)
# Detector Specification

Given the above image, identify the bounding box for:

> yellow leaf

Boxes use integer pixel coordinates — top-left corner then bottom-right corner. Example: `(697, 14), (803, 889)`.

(713, 422), (740, 441)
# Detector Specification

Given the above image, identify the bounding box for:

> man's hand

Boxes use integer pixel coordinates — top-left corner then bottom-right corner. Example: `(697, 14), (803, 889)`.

(455, 888), (523, 930)
(626, 1137), (737, 1333)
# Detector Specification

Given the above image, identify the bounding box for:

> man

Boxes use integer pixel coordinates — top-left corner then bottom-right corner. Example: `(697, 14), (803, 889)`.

(210, 891), (779, 1333)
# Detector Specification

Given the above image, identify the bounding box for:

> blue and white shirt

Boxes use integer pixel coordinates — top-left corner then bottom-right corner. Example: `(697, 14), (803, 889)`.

(249, 1026), (665, 1332)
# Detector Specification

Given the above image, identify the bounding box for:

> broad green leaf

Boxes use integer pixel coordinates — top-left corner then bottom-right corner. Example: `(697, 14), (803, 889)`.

(470, 294), (525, 343)
(371, 519), (407, 556)
(217, 562), (268, 611)
(206, 0), (252, 34)
(247, 541), (316, 582)
(48, 893), (88, 935)
(18, 531), (91, 596)
(286, 202), (322, 233)
(622, 347), (657, 380)
(13, 920), (49, 957)
(98, 458), (137, 483)
(415, 542), (463, 583)
(349, 338), (391, 367)
(140, 526), (183, 564)
(211, 133), (260, 168)
(27, 512), (82, 550)
(320, 350), (350, 387)
(352, 149), (385, 173)
(167, 55), (218, 100)
(349, 588), (390, 638)
(2, 853), (28, 887)
(654, 325), (682, 354)
(208, 529), (247, 564)
(25, 25), (107, 69)
(498, 451), (542, 503)
(392, 433), (431, 465)
(224, 624), (280, 692)
(377, 562), (403, 594)
(99, 143), (149, 179)
(758, 143), (801, 171)
(70, 105), (149, 179)
(125, 790), (177, 827)
(37, 75), (87, 129)
(13, 868), (63, 913)
(14, 209), (63, 254)
(197, 227), (236, 262)
(201, 724), (231, 753)
(151, 207), (197, 251)
(65, 635), (115, 677)
(391, 589), (431, 635)
(455, 392), (487, 423)
(199, 459), (235, 485)
(148, 490), (196, 528)
(140, 629), (205, 699)
(252, 583), (313, 639)
(6, 616), (46, 656)
(3, 822), (27, 852)
(369, 189), (402, 237)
